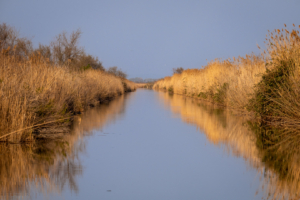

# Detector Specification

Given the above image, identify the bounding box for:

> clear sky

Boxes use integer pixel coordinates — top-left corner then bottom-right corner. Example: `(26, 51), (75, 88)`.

(1, 0), (299, 79)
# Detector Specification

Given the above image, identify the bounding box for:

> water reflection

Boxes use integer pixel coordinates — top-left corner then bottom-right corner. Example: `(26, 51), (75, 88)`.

(0, 94), (130, 200)
(158, 92), (300, 200)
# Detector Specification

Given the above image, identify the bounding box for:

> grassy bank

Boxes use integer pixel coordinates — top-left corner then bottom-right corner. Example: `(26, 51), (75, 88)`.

(0, 53), (135, 143)
(154, 25), (300, 127)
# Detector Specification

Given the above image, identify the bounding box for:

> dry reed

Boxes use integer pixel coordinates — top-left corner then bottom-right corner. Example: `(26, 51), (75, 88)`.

(154, 55), (266, 111)
(0, 52), (136, 143)
(154, 25), (300, 127)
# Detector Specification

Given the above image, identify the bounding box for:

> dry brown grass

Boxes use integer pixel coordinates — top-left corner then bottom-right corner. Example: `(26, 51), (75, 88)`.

(253, 25), (300, 127)
(135, 83), (147, 88)
(135, 82), (155, 89)
(0, 52), (136, 143)
(154, 25), (300, 127)
(154, 55), (266, 111)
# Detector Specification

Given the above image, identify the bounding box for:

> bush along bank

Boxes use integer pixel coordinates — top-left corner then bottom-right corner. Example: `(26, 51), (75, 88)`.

(153, 24), (300, 128)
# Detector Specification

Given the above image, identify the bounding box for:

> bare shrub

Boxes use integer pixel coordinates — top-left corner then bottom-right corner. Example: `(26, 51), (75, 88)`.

(0, 23), (33, 60)
(173, 67), (184, 74)
(51, 29), (83, 65)
(0, 23), (18, 52)
(75, 53), (104, 71)
(107, 66), (127, 79)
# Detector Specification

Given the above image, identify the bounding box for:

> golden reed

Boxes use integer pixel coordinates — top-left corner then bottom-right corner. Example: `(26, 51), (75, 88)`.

(154, 25), (300, 127)
(0, 52), (136, 143)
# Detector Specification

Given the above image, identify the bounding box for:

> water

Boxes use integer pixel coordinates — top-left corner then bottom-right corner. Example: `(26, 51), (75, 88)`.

(1, 89), (299, 200)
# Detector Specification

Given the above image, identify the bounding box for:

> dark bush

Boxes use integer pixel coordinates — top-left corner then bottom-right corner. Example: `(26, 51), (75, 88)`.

(248, 60), (295, 121)
(173, 67), (184, 74)
(107, 66), (127, 79)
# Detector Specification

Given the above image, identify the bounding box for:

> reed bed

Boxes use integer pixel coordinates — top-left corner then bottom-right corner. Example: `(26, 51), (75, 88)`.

(0, 53), (136, 143)
(154, 56), (265, 110)
(154, 25), (300, 127)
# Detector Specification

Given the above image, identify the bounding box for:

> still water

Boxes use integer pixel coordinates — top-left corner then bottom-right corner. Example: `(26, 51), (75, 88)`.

(1, 90), (299, 200)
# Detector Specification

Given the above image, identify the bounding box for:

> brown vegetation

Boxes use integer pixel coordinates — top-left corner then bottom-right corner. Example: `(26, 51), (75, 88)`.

(0, 23), (136, 143)
(154, 24), (300, 128)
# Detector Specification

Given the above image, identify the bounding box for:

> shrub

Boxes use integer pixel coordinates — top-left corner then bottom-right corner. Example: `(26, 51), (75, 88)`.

(168, 86), (174, 93)
(213, 83), (229, 104)
(107, 66), (127, 79)
(248, 60), (295, 120)
(173, 67), (184, 74)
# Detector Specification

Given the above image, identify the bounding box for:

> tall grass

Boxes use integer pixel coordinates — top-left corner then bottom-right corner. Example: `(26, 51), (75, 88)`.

(154, 55), (266, 110)
(248, 24), (300, 127)
(0, 52), (136, 143)
(154, 25), (300, 127)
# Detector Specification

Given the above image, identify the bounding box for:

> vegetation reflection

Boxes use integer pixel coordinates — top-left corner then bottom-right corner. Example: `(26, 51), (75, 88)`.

(158, 92), (300, 200)
(0, 94), (129, 199)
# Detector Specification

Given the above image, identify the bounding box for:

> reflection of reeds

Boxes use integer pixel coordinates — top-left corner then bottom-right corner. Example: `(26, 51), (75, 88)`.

(158, 92), (300, 200)
(251, 125), (300, 200)
(158, 92), (261, 166)
(0, 144), (55, 200)
(0, 94), (129, 199)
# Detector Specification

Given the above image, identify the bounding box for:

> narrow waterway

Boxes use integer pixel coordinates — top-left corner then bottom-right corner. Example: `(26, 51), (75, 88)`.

(1, 89), (299, 200)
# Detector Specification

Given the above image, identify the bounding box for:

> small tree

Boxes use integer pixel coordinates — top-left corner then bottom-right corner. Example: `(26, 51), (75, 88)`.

(173, 67), (184, 74)
(107, 66), (127, 79)
(35, 44), (52, 60)
(0, 23), (33, 59)
(51, 29), (83, 65)
(76, 53), (104, 71)
(0, 23), (18, 52)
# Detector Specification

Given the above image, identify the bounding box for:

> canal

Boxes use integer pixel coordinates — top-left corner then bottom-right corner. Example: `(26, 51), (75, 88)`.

(1, 89), (299, 200)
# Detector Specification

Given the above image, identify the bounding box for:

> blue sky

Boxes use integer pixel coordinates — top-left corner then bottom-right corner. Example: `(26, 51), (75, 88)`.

(1, 0), (299, 78)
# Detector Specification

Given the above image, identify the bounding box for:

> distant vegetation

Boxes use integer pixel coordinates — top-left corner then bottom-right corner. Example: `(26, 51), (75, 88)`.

(0, 23), (136, 143)
(107, 66), (127, 79)
(129, 77), (158, 89)
(154, 24), (300, 128)
(129, 77), (159, 83)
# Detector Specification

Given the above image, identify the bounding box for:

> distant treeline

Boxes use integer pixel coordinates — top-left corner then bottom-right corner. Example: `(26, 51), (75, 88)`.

(129, 77), (159, 83)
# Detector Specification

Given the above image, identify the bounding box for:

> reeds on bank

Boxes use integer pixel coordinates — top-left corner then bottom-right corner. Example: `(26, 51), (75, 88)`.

(154, 25), (300, 127)
(0, 52), (136, 143)
(154, 55), (265, 110)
